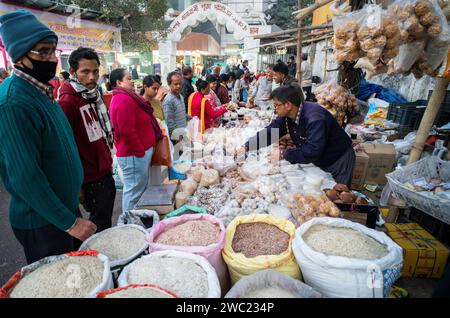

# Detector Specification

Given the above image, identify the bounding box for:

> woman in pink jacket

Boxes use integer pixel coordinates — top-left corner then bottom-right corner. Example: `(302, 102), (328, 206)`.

(109, 68), (162, 214)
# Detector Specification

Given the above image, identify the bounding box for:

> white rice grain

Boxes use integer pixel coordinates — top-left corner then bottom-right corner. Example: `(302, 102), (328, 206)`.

(10, 256), (104, 298)
(126, 255), (209, 298)
(303, 224), (389, 260)
(84, 226), (145, 261)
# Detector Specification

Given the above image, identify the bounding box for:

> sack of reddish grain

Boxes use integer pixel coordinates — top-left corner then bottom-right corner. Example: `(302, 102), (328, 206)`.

(222, 214), (301, 285)
(97, 284), (177, 298)
(292, 217), (403, 298)
(225, 269), (321, 298)
(117, 250), (221, 298)
(79, 225), (148, 269)
(0, 250), (113, 298)
(147, 214), (230, 295)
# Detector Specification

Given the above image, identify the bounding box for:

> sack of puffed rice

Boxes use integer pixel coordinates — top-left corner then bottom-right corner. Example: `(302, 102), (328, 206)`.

(0, 250), (113, 298)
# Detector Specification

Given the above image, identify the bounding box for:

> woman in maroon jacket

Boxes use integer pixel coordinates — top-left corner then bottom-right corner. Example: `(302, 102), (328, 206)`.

(109, 68), (162, 214)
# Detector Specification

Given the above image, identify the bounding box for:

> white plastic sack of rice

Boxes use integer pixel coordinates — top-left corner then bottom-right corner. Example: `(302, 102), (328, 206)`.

(292, 217), (403, 298)
(117, 250), (221, 298)
(2, 251), (112, 298)
(79, 225), (148, 267)
(225, 269), (321, 298)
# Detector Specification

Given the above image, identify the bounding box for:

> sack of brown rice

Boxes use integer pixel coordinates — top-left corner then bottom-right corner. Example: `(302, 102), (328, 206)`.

(222, 214), (301, 285)
(0, 250), (112, 298)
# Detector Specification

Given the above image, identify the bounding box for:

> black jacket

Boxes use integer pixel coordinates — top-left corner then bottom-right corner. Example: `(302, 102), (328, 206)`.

(181, 77), (195, 111)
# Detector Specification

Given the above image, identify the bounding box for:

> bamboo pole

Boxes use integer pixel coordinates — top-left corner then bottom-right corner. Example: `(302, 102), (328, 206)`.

(323, 38), (329, 82)
(294, 0), (335, 20)
(253, 23), (333, 40)
(407, 77), (450, 164)
(296, 0), (303, 82)
(246, 30), (334, 50)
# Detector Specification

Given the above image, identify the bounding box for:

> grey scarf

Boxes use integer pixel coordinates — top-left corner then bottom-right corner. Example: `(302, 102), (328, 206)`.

(69, 76), (114, 149)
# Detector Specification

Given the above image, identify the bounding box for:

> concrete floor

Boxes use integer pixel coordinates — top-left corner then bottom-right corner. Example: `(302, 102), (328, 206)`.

(0, 179), (441, 297)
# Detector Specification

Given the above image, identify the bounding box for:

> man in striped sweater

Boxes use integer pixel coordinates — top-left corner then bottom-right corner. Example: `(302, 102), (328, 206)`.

(163, 71), (188, 143)
(0, 10), (96, 264)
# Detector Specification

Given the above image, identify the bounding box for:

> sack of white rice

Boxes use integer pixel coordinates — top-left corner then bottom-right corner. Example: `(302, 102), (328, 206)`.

(222, 214), (301, 285)
(225, 269), (321, 298)
(147, 214), (229, 295)
(292, 217), (403, 298)
(97, 284), (177, 298)
(0, 251), (112, 298)
(117, 250), (221, 298)
(79, 225), (148, 269)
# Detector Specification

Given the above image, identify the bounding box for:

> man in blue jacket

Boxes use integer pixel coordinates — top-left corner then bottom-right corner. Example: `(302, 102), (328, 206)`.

(245, 84), (355, 186)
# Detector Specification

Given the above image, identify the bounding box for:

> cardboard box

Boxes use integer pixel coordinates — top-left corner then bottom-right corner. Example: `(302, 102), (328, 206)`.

(361, 143), (396, 185)
(385, 223), (450, 279)
(351, 149), (369, 190)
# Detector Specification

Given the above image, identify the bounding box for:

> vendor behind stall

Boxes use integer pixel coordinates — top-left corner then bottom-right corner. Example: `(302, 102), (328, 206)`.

(244, 84), (355, 186)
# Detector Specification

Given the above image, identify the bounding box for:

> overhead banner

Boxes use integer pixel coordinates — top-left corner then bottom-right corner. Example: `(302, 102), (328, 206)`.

(0, 3), (122, 52)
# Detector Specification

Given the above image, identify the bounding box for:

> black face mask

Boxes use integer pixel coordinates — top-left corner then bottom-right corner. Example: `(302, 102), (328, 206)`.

(21, 55), (58, 83)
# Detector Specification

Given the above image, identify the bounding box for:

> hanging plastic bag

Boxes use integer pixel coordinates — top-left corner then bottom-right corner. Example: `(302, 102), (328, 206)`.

(387, 40), (427, 76)
(333, 9), (365, 63)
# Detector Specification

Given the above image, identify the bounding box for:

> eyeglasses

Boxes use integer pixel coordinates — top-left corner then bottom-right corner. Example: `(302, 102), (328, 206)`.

(29, 48), (62, 59)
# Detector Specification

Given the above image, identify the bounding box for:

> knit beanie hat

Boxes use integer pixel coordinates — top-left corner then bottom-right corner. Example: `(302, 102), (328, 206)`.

(0, 9), (58, 62)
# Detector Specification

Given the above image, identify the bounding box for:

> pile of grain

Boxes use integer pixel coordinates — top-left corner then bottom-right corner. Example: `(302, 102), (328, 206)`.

(232, 222), (290, 257)
(105, 286), (174, 298)
(83, 226), (145, 261)
(10, 256), (104, 298)
(243, 287), (296, 298)
(125, 255), (209, 298)
(155, 220), (220, 246)
(303, 224), (389, 260)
